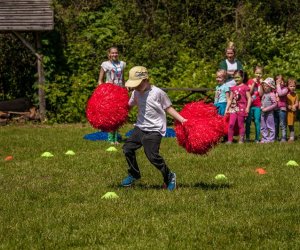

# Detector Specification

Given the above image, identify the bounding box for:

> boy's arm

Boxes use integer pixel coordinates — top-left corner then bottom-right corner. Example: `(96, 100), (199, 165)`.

(165, 106), (187, 123)
(128, 91), (136, 110)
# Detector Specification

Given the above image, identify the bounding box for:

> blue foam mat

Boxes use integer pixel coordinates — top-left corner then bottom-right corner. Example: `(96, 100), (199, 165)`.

(125, 127), (176, 138)
(84, 128), (176, 141)
(83, 132), (122, 141)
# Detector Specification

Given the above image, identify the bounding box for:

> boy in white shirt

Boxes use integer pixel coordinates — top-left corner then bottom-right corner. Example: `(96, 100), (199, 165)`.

(122, 66), (187, 191)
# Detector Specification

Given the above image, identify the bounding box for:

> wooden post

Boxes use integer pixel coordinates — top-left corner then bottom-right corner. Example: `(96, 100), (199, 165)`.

(12, 31), (46, 121)
(36, 32), (46, 121)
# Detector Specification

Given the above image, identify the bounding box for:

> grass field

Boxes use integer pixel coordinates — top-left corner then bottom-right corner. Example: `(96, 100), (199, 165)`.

(1, 123), (300, 249)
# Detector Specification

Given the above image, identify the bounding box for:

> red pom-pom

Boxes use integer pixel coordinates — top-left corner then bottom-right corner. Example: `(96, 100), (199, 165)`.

(86, 83), (129, 132)
(175, 101), (225, 155)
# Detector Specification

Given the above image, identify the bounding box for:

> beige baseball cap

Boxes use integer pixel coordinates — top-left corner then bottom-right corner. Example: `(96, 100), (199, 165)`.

(125, 66), (149, 88)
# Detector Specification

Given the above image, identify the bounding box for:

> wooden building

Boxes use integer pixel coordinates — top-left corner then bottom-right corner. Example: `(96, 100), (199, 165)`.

(0, 0), (54, 120)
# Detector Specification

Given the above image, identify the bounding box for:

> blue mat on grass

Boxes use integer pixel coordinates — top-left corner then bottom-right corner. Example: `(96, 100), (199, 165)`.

(84, 128), (176, 141)
(125, 127), (176, 138)
(83, 132), (122, 141)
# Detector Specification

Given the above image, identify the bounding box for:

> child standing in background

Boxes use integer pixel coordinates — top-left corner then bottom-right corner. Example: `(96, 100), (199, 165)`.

(286, 79), (299, 142)
(274, 75), (288, 142)
(214, 69), (230, 116)
(98, 46), (126, 86)
(245, 66), (263, 143)
(98, 46), (126, 145)
(225, 70), (251, 143)
(260, 78), (277, 143)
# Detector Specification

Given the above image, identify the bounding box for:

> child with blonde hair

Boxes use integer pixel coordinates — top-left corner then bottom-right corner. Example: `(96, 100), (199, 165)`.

(98, 46), (126, 144)
(214, 69), (230, 116)
(286, 79), (299, 142)
(225, 70), (251, 143)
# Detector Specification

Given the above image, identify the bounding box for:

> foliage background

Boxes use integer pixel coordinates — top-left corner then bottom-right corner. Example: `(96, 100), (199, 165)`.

(1, 0), (300, 123)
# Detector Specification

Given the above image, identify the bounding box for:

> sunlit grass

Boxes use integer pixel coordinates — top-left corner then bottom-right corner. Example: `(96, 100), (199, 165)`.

(1, 123), (300, 249)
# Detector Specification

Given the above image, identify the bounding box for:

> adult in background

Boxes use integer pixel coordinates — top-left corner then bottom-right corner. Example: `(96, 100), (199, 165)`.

(219, 41), (243, 88)
(98, 46), (126, 144)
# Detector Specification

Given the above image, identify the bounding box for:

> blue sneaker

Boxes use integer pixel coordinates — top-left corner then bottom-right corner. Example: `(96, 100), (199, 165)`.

(167, 172), (176, 191)
(121, 175), (138, 187)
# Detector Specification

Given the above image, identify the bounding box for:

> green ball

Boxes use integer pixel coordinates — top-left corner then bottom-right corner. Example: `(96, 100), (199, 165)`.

(215, 174), (227, 180)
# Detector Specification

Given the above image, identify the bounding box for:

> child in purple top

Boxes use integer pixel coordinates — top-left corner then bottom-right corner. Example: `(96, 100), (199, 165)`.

(274, 75), (288, 142)
(225, 70), (251, 143)
(260, 78), (277, 143)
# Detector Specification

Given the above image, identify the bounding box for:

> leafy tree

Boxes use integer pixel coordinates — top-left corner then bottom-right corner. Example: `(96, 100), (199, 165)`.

(1, 0), (300, 123)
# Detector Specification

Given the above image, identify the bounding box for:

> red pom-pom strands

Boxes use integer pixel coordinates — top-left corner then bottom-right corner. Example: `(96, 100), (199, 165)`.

(175, 101), (225, 155)
(86, 83), (129, 132)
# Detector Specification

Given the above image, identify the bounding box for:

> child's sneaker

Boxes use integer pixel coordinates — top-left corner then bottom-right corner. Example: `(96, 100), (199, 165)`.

(121, 175), (139, 187)
(167, 172), (176, 191)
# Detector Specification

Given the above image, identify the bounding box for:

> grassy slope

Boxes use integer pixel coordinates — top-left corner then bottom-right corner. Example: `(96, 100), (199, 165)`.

(0, 124), (300, 249)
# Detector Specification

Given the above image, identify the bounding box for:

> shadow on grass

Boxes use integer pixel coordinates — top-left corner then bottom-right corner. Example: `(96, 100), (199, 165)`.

(108, 182), (232, 190)
(109, 183), (166, 190)
(193, 182), (232, 190)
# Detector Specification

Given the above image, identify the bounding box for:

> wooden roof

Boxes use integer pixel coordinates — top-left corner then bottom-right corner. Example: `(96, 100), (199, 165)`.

(0, 0), (54, 31)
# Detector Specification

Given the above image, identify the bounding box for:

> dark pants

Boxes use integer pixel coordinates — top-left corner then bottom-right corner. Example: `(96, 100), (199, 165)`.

(274, 109), (287, 141)
(122, 127), (170, 183)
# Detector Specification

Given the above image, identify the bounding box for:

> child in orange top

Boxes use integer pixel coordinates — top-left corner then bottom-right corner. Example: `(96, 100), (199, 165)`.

(286, 79), (299, 142)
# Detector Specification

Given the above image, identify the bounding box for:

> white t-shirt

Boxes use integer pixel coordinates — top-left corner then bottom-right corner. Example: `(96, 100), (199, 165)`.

(225, 59), (237, 87)
(101, 60), (126, 86)
(129, 86), (172, 136)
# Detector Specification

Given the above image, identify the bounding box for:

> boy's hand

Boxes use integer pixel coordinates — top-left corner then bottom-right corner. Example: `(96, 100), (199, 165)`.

(181, 118), (187, 124)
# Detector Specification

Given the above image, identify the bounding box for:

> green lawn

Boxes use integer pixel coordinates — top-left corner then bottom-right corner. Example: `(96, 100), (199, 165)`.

(1, 123), (300, 249)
